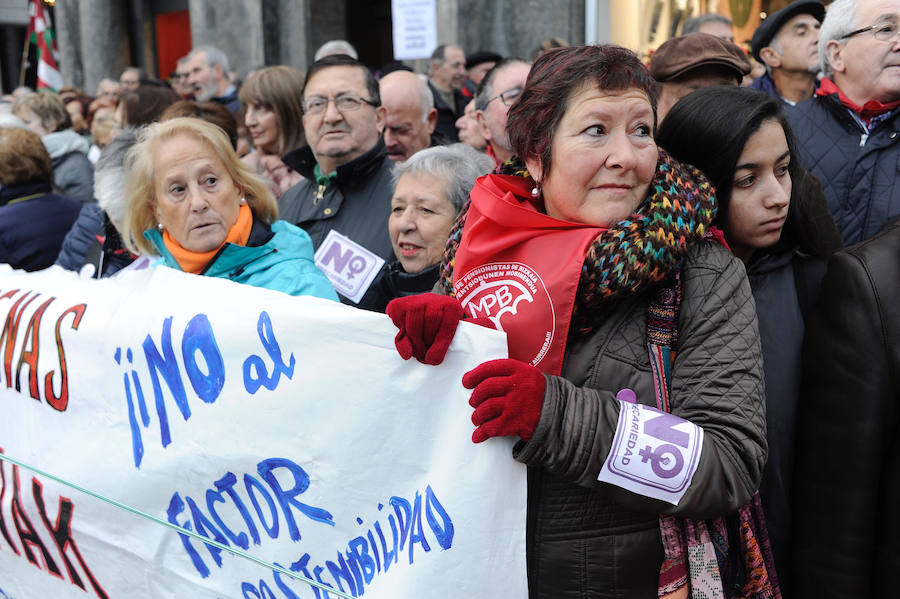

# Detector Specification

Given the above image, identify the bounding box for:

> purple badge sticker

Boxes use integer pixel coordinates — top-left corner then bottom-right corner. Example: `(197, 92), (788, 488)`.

(597, 400), (703, 505)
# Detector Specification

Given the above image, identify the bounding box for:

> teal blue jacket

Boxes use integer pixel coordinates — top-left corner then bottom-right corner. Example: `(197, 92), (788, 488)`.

(144, 219), (337, 300)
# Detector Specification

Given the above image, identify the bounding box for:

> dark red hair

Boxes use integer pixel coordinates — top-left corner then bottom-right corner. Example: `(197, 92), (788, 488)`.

(507, 44), (656, 182)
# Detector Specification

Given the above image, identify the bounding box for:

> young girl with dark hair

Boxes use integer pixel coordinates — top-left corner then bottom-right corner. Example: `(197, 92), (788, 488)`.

(656, 85), (843, 592)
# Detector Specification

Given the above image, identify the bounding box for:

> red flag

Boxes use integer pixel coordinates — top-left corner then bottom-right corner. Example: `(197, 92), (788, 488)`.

(26, 0), (64, 90)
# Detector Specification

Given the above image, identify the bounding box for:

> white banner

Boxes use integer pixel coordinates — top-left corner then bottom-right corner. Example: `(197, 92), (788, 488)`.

(391, 0), (438, 60)
(0, 264), (526, 598)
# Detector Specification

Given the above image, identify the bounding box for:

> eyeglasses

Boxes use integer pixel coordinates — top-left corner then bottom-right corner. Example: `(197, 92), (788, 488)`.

(480, 86), (523, 110)
(302, 93), (378, 115)
(840, 20), (900, 43)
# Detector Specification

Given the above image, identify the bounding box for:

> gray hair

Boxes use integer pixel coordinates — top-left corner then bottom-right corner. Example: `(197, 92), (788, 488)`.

(818, 0), (860, 78)
(475, 58), (530, 111)
(121, 66), (146, 81)
(416, 74), (434, 122)
(314, 40), (358, 61)
(392, 143), (494, 214)
(681, 13), (733, 35)
(94, 129), (137, 227)
(189, 45), (230, 74)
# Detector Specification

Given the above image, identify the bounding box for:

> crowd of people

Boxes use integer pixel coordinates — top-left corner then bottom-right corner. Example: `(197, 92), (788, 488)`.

(0, 0), (898, 596)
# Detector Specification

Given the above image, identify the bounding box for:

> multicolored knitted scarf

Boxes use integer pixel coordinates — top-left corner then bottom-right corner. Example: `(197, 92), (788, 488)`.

(439, 148), (717, 334)
(649, 272), (782, 599)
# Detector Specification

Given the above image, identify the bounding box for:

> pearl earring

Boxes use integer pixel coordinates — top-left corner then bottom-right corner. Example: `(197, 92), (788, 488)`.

(157, 223), (164, 231)
(530, 184), (540, 198)
(239, 197), (247, 205)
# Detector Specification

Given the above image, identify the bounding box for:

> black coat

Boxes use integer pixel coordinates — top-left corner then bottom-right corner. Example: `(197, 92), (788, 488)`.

(428, 80), (466, 143)
(792, 217), (900, 598)
(357, 261), (440, 313)
(0, 182), (80, 271)
(280, 141), (395, 304)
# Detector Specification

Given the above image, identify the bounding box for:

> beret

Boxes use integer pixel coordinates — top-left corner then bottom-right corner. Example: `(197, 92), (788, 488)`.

(465, 51), (502, 70)
(650, 33), (751, 82)
(751, 0), (825, 62)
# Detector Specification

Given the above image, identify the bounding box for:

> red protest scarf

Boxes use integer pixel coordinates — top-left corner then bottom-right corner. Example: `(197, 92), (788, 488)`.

(817, 77), (900, 123)
(452, 174), (604, 375)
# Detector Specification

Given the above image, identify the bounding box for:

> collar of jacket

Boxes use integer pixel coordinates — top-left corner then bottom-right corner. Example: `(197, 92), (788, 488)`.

(42, 129), (90, 161)
(282, 138), (388, 183)
(144, 218), (274, 275)
(815, 82), (900, 131)
(0, 181), (52, 206)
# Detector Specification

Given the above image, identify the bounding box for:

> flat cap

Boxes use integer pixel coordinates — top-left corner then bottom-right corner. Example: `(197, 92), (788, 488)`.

(465, 51), (502, 70)
(651, 33), (751, 83)
(751, 0), (825, 62)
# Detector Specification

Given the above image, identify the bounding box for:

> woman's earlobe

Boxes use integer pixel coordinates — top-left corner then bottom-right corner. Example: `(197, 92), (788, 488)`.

(523, 157), (542, 183)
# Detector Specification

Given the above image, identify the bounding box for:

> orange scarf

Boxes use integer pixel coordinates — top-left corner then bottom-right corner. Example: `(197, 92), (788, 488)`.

(162, 203), (253, 274)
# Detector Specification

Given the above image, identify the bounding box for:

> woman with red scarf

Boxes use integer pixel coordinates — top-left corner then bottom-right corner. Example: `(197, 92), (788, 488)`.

(387, 45), (768, 597)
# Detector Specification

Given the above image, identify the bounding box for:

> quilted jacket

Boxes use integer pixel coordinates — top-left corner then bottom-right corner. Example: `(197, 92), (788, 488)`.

(514, 240), (767, 598)
(787, 93), (900, 245)
(792, 217), (900, 598)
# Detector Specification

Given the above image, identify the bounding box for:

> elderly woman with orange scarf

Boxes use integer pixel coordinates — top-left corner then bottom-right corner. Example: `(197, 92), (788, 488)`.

(386, 45), (771, 597)
(121, 117), (336, 299)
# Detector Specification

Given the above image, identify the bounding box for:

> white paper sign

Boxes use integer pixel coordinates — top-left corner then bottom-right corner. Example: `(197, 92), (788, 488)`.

(597, 400), (703, 505)
(391, 0), (438, 60)
(0, 264), (526, 598)
(314, 230), (386, 303)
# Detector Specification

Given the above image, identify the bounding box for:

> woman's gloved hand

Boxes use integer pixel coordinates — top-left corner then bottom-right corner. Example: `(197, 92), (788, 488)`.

(462, 358), (545, 443)
(386, 293), (464, 365)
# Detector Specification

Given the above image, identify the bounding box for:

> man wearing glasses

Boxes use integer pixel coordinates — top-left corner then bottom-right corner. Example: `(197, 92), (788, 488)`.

(788, 0), (900, 244)
(474, 58), (531, 167)
(279, 54), (395, 300)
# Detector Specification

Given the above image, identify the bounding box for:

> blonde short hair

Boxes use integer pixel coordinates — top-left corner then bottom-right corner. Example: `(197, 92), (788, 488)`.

(13, 91), (71, 132)
(122, 117), (279, 255)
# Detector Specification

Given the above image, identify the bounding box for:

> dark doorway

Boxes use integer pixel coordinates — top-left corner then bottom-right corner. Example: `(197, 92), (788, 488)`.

(346, 0), (393, 72)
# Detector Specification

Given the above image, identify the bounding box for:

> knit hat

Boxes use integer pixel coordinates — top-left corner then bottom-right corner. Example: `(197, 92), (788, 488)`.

(751, 0), (825, 62)
(650, 33), (751, 83)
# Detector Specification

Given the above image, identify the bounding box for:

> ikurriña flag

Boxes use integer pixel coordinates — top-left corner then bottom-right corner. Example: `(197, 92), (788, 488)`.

(26, 0), (64, 91)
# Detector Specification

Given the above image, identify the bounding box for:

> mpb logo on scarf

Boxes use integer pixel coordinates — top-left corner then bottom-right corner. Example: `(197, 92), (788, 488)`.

(455, 261), (556, 369)
(452, 174), (604, 376)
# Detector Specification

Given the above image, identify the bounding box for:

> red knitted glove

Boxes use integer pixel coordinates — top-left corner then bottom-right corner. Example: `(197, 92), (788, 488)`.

(386, 294), (464, 365)
(462, 359), (546, 444)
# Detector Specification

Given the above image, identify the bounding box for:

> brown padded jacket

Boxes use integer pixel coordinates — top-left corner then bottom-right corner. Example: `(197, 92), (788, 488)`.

(513, 240), (767, 598)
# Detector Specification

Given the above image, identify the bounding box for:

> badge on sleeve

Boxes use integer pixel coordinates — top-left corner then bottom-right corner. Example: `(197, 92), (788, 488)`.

(597, 400), (703, 505)
(314, 230), (385, 303)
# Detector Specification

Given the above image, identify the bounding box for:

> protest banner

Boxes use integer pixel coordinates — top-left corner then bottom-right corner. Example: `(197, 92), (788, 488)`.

(0, 264), (527, 598)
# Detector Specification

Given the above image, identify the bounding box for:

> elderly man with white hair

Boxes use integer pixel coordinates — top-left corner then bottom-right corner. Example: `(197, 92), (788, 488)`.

(183, 45), (240, 113)
(787, 0), (900, 245)
(379, 70), (443, 162)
